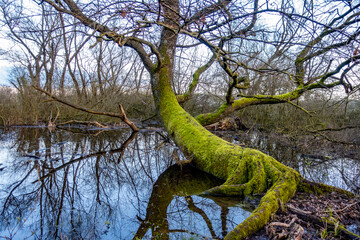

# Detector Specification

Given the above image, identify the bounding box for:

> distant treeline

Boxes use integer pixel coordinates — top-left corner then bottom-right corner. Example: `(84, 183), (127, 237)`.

(1, 85), (358, 135)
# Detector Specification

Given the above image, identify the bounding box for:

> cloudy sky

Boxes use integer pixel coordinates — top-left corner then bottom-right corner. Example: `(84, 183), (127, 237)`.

(0, 37), (11, 86)
(0, 65), (9, 86)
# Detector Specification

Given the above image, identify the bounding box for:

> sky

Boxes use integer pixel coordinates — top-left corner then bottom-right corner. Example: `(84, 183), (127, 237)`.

(0, 65), (10, 86)
(0, 37), (11, 86)
(0, 0), (351, 88)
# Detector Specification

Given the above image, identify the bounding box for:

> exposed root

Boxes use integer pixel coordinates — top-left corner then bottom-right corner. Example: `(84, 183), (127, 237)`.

(205, 117), (248, 131)
(201, 149), (300, 239)
(266, 215), (304, 240)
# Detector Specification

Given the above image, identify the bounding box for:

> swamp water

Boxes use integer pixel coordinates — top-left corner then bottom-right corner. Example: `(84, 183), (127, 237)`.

(0, 127), (358, 239)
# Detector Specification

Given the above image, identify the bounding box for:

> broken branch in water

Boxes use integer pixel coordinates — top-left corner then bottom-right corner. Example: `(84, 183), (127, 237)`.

(32, 85), (139, 132)
(56, 120), (108, 128)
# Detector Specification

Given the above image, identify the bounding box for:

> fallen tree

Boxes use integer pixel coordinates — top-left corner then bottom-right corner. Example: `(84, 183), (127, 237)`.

(20, 0), (360, 238)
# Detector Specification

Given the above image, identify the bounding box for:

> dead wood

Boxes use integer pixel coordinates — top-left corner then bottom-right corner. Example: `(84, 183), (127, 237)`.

(56, 120), (108, 128)
(33, 85), (139, 131)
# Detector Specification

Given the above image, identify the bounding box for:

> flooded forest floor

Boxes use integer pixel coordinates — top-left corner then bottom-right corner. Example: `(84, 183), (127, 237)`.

(0, 123), (359, 239)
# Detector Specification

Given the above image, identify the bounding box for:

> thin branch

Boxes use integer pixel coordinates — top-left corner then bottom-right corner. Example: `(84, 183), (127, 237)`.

(184, 0), (231, 27)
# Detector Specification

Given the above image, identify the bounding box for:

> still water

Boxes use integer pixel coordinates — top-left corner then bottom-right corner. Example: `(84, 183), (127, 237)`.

(0, 127), (358, 239)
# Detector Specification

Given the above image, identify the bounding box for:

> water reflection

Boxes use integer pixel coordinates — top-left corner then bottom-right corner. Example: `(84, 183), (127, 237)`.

(0, 127), (253, 239)
(227, 131), (360, 194)
(0, 127), (359, 239)
(133, 164), (256, 240)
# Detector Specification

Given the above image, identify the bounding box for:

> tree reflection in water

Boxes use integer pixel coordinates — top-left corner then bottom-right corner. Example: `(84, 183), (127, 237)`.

(0, 128), (358, 239)
(0, 127), (253, 239)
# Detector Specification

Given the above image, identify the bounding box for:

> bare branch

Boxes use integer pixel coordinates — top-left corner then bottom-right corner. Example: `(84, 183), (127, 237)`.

(42, 0), (157, 72)
(177, 53), (216, 103)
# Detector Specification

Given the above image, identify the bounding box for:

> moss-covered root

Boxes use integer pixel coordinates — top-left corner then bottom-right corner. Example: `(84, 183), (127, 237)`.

(225, 171), (299, 239)
(299, 178), (358, 197)
(202, 149), (300, 240)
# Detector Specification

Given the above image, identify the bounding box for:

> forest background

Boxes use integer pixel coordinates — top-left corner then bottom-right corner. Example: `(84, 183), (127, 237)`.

(0, 0), (358, 143)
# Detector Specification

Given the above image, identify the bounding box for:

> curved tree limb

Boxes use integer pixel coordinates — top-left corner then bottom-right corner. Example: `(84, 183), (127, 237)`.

(176, 53), (216, 104)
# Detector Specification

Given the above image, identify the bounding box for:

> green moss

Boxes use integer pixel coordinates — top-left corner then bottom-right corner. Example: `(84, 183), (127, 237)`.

(153, 49), (307, 240)
(195, 103), (231, 125)
(298, 179), (357, 197)
(195, 86), (306, 126)
(295, 57), (304, 64)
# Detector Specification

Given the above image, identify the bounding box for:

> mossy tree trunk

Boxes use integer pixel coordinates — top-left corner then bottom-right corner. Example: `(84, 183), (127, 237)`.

(147, 4), (299, 239)
(152, 44), (358, 239)
(152, 49), (301, 240)
(148, 2), (359, 239)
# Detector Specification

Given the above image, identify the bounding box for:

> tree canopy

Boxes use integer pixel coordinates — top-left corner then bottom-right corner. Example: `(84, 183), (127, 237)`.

(1, 0), (359, 120)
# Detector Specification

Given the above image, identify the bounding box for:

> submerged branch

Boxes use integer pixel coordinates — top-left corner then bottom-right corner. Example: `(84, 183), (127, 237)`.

(56, 120), (108, 128)
(32, 86), (139, 131)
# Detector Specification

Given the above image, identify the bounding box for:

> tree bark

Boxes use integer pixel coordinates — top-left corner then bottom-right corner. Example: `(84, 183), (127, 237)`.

(148, 2), (359, 239)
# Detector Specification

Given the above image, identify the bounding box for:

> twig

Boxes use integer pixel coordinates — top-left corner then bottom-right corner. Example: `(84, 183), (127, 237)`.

(141, 113), (157, 123)
(316, 132), (355, 145)
(245, 119), (257, 135)
(317, 200), (360, 214)
(118, 104), (139, 132)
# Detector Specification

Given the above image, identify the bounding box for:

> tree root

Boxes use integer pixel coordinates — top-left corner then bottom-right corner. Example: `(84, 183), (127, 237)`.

(195, 148), (359, 239)
(197, 148), (301, 239)
(266, 216), (304, 240)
